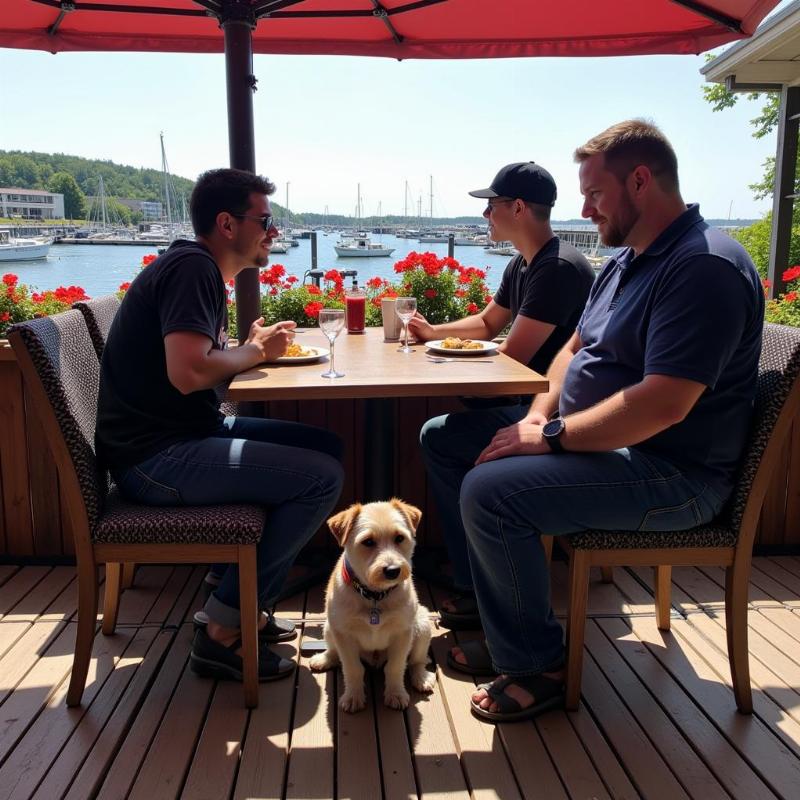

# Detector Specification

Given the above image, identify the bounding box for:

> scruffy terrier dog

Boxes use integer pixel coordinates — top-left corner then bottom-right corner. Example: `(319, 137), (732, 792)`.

(310, 499), (436, 712)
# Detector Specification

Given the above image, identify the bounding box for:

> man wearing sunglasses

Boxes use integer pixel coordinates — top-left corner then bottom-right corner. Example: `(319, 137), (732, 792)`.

(416, 162), (595, 631)
(96, 168), (344, 684)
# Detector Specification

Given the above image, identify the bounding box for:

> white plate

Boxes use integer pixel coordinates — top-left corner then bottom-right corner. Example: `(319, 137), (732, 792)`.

(272, 346), (329, 364)
(426, 339), (499, 355)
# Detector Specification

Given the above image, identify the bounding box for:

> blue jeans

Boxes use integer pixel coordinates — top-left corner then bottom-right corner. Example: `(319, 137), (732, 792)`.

(420, 405), (530, 589)
(113, 416), (344, 628)
(421, 410), (726, 675)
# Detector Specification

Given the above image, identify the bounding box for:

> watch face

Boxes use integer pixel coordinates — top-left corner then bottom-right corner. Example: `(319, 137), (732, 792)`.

(543, 418), (564, 438)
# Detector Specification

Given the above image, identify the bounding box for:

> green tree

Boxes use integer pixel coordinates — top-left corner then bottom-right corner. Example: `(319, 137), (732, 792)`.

(48, 171), (87, 219)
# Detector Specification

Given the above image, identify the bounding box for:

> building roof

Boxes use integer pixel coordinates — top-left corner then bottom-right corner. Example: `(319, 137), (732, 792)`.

(0, 187), (57, 195)
(702, 0), (800, 89)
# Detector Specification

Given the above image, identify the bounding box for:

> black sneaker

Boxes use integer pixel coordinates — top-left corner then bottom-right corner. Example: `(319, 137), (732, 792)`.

(193, 609), (297, 643)
(190, 628), (294, 682)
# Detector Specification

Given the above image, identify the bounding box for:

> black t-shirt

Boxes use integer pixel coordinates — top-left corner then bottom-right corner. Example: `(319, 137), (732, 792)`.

(96, 240), (228, 470)
(494, 237), (595, 375)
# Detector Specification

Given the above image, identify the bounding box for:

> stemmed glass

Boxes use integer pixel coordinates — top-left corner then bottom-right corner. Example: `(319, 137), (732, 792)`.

(395, 296), (417, 353)
(319, 309), (346, 378)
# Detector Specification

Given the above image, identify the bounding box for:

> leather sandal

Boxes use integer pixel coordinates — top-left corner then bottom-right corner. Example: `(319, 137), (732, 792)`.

(470, 673), (564, 723)
(439, 592), (482, 630)
(446, 639), (497, 676)
(193, 609), (297, 643)
(190, 628), (294, 682)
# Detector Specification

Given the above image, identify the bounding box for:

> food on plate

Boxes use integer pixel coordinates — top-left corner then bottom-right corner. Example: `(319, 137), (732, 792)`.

(440, 337), (483, 350)
(284, 342), (315, 358)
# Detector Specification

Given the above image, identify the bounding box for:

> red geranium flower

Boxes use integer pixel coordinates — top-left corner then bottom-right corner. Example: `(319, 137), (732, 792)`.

(0, 311), (9, 322)
(424, 289), (437, 298)
(304, 301), (324, 318)
(307, 284), (322, 296)
(2, 274), (18, 287)
(119, 282), (131, 292)
(141, 254), (157, 267)
(785, 291), (798, 303)
(366, 276), (384, 289)
(467, 302), (479, 314)
(782, 265), (800, 283)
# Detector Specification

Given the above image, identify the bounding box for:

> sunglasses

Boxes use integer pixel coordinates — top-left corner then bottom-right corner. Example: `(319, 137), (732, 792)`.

(235, 213), (274, 231)
(485, 199), (516, 213)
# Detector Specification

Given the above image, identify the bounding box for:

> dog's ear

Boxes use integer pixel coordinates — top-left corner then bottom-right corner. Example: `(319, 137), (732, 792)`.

(327, 504), (362, 547)
(390, 498), (422, 536)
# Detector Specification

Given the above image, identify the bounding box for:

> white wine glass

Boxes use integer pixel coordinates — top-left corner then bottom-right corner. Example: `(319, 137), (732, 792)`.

(395, 296), (417, 353)
(319, 308), (346, 378)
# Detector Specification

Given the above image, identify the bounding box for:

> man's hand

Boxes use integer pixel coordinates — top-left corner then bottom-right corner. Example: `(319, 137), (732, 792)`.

(407, 311), (434, 342)
(246, 318), (296, 362)
(475, 416), (551, 464)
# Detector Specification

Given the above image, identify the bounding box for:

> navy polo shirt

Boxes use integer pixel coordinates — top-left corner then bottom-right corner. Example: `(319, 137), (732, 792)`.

(560, 204), (764, 496)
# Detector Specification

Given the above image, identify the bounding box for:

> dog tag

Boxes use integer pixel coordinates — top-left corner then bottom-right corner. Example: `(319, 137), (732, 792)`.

(369, 605), (380, 625)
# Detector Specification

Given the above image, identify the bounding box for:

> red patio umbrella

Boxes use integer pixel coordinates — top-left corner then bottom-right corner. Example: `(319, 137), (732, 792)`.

(0, 0), (782, 330)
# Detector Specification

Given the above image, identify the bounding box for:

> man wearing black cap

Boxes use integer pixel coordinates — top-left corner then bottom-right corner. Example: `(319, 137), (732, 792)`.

(409, 162), (594, 377)
(417, 162), (595, 631)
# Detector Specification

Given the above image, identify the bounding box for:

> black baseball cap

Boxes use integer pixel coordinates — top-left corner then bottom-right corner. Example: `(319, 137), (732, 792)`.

(469, 162), (557, 207)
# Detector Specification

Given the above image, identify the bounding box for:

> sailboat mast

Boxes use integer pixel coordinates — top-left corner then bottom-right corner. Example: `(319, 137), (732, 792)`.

(285, 181), (290, 231)
(404, 180), (408, 219)
(429, 175), (433, 221)
(160, 132), (173, 226)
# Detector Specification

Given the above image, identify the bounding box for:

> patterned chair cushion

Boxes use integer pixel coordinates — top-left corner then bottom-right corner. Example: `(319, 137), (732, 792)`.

(94, 488), (265, 545)
(567, 322), (800, 552)
(569, 525), (737, 551)
(73, 295), (121, 359)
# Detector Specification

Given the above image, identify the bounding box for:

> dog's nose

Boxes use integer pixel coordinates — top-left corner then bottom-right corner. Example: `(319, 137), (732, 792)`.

(383, 566), (401, 580)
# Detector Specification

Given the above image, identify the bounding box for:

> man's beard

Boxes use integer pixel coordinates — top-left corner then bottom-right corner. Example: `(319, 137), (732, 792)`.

(599, 191), (639, 247)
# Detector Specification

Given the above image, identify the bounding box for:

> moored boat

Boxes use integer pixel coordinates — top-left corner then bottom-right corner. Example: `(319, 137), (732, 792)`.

(0, 228), (51, 261)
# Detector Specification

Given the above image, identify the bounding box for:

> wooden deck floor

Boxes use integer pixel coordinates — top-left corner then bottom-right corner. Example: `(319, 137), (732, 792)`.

(1, 556), (800, 799)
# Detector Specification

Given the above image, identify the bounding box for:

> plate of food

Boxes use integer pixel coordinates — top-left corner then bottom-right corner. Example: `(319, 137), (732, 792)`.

(426, 337), (499, 355)
(272, 343), (329, 363)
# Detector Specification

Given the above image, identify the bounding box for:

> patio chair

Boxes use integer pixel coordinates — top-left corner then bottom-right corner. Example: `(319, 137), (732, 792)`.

(8, 311), (264, 708)
(547, 322), (800, 713)
(72, 294), (121, 359)
(73, 295), (139, 590)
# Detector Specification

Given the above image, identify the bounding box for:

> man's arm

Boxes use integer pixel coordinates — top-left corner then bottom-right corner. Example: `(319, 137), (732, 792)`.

(165, 318), (295, 395)
(497, 314), (556, 366)
(407, 300), (511, 342)
(477, 373), (706, 463)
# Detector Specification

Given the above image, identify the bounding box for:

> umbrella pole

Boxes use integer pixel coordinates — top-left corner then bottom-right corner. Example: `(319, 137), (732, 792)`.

(223, 11), (260, 343)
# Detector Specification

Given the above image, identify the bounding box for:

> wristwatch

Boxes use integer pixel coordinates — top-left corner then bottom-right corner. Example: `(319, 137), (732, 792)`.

(542, 416), (567, 453)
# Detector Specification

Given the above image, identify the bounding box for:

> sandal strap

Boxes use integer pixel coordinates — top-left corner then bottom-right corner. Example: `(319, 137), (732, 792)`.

(483, 673), (564, 715)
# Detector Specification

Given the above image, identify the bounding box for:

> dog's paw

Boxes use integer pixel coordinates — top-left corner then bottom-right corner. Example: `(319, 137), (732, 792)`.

(339, 688), (367, 713)
(309, 652), (333, 672)
(410, 666), (436, 694)
(384, 686), (410, 710)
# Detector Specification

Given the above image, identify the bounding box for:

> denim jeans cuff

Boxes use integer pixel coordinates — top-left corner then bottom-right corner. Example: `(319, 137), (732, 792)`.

(204, 592), (241, 628)
(495, 651), (565, 677)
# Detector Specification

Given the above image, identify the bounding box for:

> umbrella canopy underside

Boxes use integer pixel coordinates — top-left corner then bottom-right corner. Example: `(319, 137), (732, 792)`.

(0, 0), (782, 59)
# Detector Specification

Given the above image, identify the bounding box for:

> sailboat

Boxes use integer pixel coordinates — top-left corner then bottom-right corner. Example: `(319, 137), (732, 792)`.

(272, 181), (296, 252)
(334, 185), (394, 258)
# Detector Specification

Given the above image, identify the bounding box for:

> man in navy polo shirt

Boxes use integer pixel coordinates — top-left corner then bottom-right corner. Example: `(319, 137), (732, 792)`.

(451, 120), (764, 723)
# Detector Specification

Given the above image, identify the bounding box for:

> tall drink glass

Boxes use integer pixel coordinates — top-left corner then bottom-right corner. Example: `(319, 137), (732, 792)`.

(345, 286), (366, 334)
(319, 309), (345, 378)
(395, 296), (417, 353)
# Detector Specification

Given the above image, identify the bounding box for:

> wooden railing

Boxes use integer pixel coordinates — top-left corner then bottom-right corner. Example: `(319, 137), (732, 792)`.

(1, 342), (798, 557)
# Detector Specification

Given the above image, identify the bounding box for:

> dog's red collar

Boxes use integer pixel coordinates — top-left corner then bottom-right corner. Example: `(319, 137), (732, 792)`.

(342, 559), (395, 602)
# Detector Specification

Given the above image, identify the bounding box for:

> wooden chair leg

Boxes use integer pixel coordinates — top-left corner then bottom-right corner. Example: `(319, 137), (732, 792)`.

(600, 566), (613, 584)
(542, 535), (554, 565)
(655, 565), (672, 631)
(564, 550), (591, 710)
(102, 562), (122, 635)
(238, 545), (260, 709)
(726, 560), (753, 714)
(67, 558), (99, 707)
(121, 562), (136, 589)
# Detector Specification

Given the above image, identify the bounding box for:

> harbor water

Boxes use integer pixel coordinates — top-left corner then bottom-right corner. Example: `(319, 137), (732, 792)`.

(3, 233), (516, 298)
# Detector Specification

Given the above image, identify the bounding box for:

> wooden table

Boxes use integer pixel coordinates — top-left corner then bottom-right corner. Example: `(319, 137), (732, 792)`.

(227, 327), (548, 499)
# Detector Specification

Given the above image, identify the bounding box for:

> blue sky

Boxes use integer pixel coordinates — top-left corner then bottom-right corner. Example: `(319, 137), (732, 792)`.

(0, 42), (778, 221)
